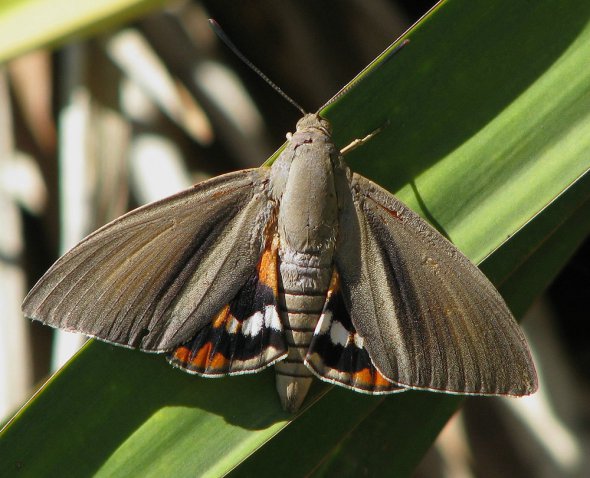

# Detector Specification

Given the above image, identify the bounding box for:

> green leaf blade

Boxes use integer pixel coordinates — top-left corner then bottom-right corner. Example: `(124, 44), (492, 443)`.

(0, 0), (166, 63)
(2, 0), (590, 476)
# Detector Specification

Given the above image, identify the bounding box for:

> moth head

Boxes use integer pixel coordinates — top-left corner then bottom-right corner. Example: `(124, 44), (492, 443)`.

(295, 113), (332, 136)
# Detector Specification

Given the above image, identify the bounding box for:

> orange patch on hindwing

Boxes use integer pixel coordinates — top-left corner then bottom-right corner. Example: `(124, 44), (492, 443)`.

(351, 366), (396, 392)
(257, 231), (279, 294)
(170, 304), (234, 372)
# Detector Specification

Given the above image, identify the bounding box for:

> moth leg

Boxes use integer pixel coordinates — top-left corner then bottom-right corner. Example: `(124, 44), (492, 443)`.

(340, 121), (390, 155)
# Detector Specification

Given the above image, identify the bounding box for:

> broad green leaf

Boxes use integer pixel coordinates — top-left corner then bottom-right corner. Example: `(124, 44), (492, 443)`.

(0, 0), (166, 63)
(2, 0), (590, 477)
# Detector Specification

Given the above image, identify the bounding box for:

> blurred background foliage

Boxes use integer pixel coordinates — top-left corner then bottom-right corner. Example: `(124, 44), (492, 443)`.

(1, 0), (589, 476)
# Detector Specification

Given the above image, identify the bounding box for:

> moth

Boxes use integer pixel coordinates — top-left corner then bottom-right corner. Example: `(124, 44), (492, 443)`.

(23, 110), (537, 412)
(23, 25), (537, 412)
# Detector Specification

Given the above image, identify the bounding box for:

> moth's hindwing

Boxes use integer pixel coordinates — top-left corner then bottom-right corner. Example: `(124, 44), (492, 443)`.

(168, 236), (287, 375)
(305, 272), (406, 394)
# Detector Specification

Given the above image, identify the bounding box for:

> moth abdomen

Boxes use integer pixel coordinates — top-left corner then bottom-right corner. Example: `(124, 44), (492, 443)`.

(274, 280), (329, 411)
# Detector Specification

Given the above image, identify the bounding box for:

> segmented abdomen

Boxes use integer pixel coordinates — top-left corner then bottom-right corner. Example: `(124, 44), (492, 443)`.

(276, 291), (324, 374)
(274, 251), (332, 411)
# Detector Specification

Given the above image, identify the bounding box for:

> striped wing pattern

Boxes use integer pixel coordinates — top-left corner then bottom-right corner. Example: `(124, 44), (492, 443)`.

(168, 236), (287, 375)
(306, 272), (406, 394)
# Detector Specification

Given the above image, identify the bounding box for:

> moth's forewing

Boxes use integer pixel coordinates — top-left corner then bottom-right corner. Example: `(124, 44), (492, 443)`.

(23, 169), (273, 352)
(336, 174), (538, 396)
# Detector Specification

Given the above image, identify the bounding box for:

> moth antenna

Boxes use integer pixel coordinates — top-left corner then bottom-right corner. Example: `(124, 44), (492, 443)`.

(209, 19), (307, 115)
(321, 39), (410, 111)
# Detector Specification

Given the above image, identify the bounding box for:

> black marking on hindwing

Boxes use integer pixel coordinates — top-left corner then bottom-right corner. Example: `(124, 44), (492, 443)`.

(305, 273), (405, 394)
(168, 237), (287, 375)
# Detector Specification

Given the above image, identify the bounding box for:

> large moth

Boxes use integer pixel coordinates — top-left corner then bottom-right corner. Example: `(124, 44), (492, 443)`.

(23, 21), (537, 411)
(23, 111), (537, 412)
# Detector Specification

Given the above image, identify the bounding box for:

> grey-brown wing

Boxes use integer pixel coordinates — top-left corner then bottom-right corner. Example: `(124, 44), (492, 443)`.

(335, 173), (537, 395)
(23, 168), (274, 352)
